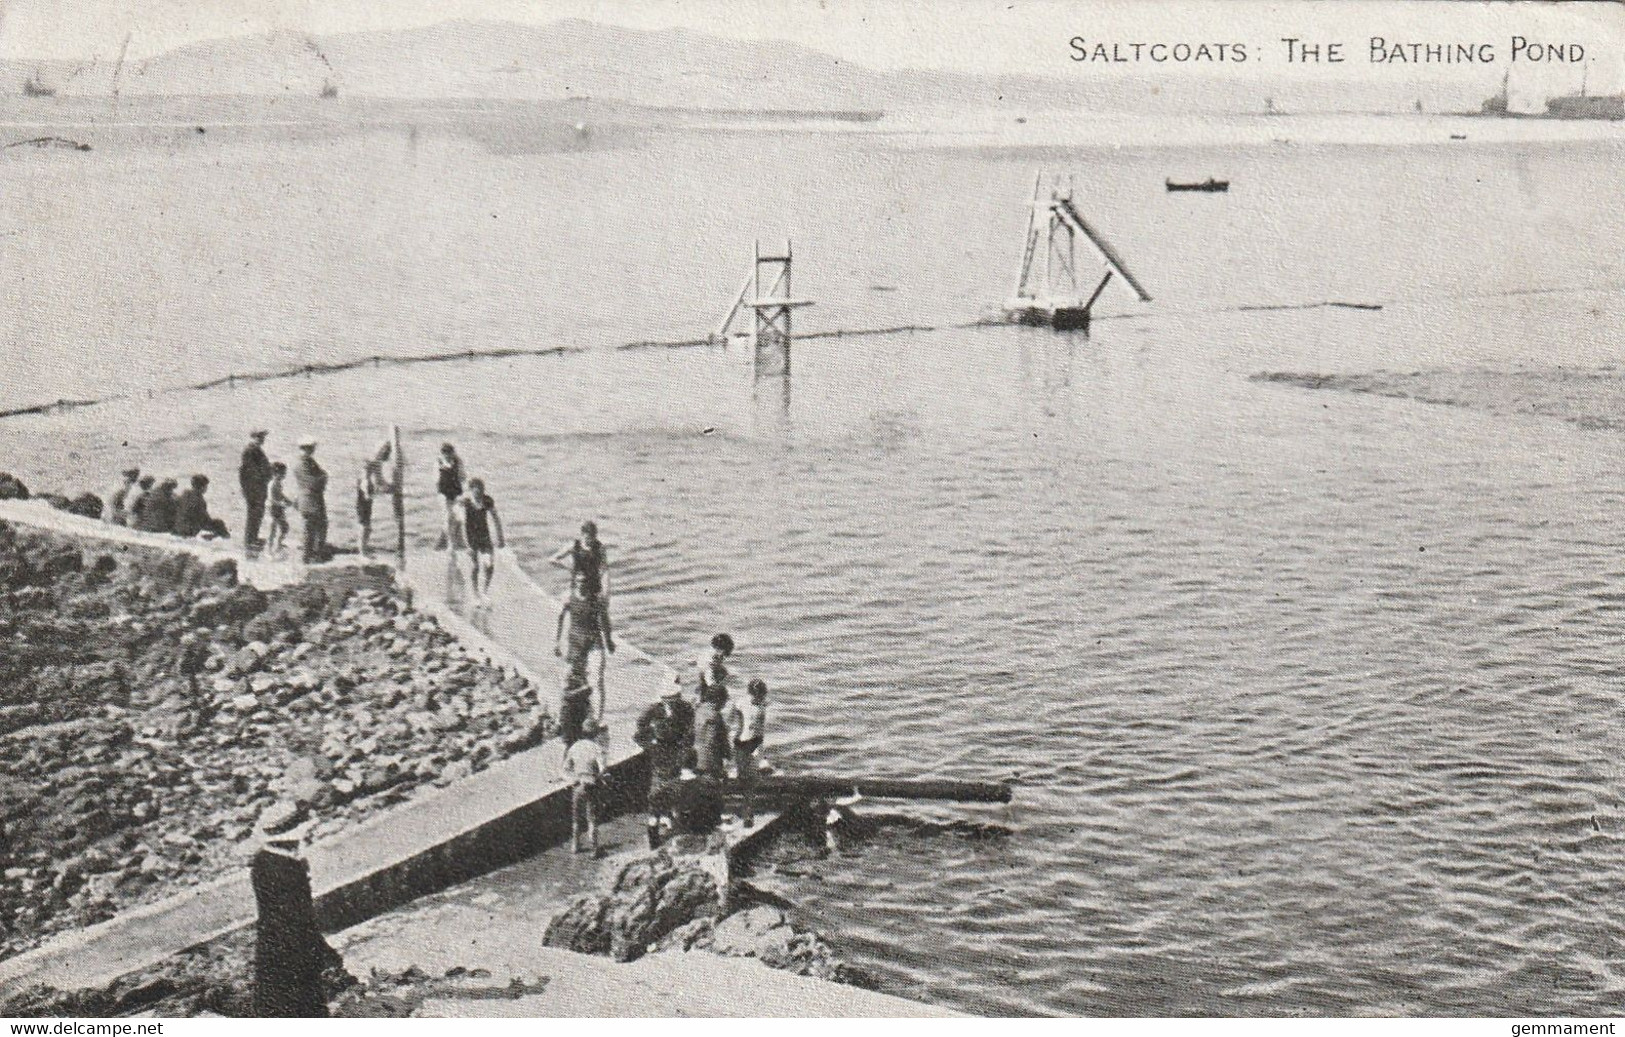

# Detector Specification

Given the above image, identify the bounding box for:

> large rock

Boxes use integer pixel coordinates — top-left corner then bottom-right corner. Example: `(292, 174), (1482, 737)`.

(542, 851), (723, 962)
(190, 586), (268, 629)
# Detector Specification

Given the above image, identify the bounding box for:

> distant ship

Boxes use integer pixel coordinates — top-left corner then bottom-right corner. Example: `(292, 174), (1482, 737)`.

(22, 72), (55, 98)
(1546, 68), (1623, 120)
(319, 80), (338, 99)
(1263, 97), (1286, 116)
(1480, 71), (1510, 115)
(1476, 67), (1623, 121)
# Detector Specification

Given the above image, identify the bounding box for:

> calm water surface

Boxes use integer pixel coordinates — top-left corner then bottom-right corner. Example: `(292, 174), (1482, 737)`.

(1, 123), (1623, 1015)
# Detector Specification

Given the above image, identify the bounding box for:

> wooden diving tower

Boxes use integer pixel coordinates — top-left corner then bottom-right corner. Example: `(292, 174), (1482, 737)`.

(1006, 173), (1151, 330)
(715, 241), (815, 372)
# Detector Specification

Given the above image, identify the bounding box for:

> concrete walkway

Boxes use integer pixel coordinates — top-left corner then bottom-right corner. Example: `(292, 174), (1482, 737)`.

(0, 498), (338, 590)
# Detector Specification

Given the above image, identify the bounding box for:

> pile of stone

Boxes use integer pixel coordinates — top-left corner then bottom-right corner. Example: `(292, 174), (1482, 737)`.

(0, 469), (101, 518)
(543, 850), (726, 962)
(543, 849), (874, 988)
(0, 521), (550, 960)
(651, 904), (869, 987)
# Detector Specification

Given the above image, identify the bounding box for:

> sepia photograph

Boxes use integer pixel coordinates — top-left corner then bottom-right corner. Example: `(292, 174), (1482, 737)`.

(0, 0), (1621, 1022)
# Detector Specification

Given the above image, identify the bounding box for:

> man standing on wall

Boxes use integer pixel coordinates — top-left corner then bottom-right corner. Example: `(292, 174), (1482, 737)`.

(239, 429), (272, 555)
(293, 438), (328, 565)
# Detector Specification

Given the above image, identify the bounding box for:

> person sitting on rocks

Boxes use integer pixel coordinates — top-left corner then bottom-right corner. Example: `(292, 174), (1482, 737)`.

(127, 475), (155, 531)
(563, 717), (605, 856)
(105, 468), (139, 526)
(174, 474), (228, 539)
(145, 478), (179, 535)
(248, 801), (343, 1018)
(635, 677), (695, 850)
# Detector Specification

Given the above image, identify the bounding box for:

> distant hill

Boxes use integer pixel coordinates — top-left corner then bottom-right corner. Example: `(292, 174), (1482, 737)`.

(0, 18), (1501, 115)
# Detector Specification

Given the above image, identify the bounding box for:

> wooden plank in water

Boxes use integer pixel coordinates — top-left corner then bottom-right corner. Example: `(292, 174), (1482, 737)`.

(751, 775), (1012, 803)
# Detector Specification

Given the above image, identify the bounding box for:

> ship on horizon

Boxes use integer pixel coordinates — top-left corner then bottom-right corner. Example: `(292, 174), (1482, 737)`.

(1545, 66), (1623, 120)
(1474, 67), (1623, 121)
(21, 70), (55, 98)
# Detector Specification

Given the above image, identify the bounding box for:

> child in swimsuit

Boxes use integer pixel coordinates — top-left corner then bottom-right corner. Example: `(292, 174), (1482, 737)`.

(457, 478), (504, 604)
(267, 463), (292, 555)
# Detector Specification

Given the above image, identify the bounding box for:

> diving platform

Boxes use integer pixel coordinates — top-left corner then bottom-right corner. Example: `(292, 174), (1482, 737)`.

(715, 241), (813, 375)
(1006, 173), (1151, 331)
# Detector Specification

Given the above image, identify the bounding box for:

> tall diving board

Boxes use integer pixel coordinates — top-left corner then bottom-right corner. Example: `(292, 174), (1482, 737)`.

(1006, 173), (1151, 330)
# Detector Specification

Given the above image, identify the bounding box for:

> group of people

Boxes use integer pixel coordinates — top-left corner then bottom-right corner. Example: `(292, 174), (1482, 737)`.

(549, 523), (771, 856)
(560, 632), (770, 857)
(238, 430), (335, 563)
(435, 443), (507, 604)
(104, 467), (229, 540)
(633, 635), (769, 850)
(116, 430), (777, 867)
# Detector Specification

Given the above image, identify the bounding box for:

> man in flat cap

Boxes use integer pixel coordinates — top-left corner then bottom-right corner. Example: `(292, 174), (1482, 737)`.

(292, 438), (328, 564)
(239, 430), (272, 555)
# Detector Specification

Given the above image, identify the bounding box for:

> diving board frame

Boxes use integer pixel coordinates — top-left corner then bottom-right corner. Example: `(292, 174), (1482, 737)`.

(715, 241), (814, 372)
(1007, 173), (1151, 331)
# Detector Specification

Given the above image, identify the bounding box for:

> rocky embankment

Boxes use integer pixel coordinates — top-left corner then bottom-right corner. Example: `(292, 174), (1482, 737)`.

(0, 519), (550, 962)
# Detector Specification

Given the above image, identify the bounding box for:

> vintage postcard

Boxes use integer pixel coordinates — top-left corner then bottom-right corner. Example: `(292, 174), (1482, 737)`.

(0, 0), (1621, 1023)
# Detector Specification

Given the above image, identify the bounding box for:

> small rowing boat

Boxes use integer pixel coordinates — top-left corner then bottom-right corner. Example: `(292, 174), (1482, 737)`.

(1166, 178), (1229, 193)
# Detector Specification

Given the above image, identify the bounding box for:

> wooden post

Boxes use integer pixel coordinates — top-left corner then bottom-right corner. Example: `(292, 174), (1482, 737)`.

(390, 425), (405, 569)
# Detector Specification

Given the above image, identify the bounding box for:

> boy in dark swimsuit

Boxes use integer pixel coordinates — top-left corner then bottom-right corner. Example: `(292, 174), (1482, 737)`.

(456, 478), (504, 604)
(550, 520), (609, 599)
(555, 569), (616, 708)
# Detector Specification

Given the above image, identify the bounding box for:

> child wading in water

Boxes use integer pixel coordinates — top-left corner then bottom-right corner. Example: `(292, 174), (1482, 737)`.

(563, 717), (605, 855)
(267, 463), (293, 556)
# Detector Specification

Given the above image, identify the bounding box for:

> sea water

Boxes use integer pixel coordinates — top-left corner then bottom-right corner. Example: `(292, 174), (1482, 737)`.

(1, 115), (1623, 1015)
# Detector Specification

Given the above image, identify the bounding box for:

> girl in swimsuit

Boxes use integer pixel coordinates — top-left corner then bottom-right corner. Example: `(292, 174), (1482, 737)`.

(436, 443), (464, 549)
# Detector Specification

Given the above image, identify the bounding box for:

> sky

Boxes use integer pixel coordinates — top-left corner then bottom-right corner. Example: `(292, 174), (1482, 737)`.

(0, 0), (1620, 92)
